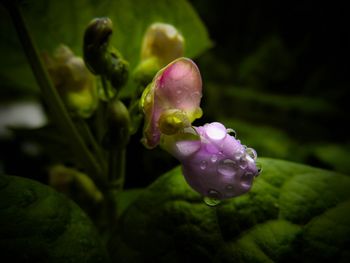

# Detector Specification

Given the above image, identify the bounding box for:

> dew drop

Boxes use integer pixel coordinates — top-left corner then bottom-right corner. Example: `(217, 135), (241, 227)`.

(191, 91), (200, 98)
(234, 150), (244, 161)
(210, 155), (218, 163)
(218, 159), (236, 176)
(200, 160), (207, 170)
(241, 172), (254, 188)
(203, 189), (221, 206)
(255, 162), (263, 175)
(226, 128), (237, 138)
(246, 147), (257, 160)
(206, 123), (226, 141)
(203, 197), (221, 207)
(175, 140), (201, 157)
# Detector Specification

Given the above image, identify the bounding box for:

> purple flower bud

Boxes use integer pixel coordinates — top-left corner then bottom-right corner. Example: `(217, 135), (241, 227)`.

(163, 122), (260, 200)
(141, 58), (202, 148)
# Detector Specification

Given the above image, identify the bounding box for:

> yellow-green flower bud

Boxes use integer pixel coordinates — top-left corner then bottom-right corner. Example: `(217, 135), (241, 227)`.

(141, 23), (184, 66)
(49, 165), (103, 203)
(42, 45), (98, 118)
(134, 23), (185, 87)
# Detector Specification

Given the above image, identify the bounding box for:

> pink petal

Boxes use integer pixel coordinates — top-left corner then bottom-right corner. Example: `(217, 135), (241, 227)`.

(142, 58), (202, 148)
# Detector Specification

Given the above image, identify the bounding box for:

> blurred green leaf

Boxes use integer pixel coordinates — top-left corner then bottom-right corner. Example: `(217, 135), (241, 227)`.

(238, 36), (294, 89)
(108, 158), (350, 262)
(311, 144), (350, 174)
(114, 188), (144, 218)
(0, 0), (211, 98)
(0, 174), (109, 262)
(299, 200), (350, 262)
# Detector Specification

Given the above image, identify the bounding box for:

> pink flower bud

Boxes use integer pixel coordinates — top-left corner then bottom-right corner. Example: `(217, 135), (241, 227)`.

(141, 57), (202, 148)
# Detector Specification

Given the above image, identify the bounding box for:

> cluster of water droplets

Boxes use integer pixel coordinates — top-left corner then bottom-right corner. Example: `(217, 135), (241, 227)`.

(173, 122), (262, 207)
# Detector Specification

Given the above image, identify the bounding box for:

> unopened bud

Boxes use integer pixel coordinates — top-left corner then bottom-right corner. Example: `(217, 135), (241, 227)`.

(83, 17), (129, 90)
(134, 23), (185, 87)
(103, 99), (131, 149)
(141, 23), (184, 66)
(83, 17), (113, 74)
(49, 165), (103, 203)
(43, 45), (98, 118)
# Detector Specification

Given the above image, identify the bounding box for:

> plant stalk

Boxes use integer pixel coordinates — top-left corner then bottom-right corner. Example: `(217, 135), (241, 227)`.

(6, 1), (107, 190)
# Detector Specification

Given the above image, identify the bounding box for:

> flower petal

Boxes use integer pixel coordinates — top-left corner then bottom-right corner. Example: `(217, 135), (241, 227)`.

(163, 122), (261, 199)
(141, 58), (202, 148)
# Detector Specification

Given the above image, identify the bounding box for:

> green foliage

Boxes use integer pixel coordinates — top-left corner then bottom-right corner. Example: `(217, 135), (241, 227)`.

(108, 158), (350, 262)
(203, 82), (347, 173)
(0, 174), (109, 263)
(0, 0), (211, 99)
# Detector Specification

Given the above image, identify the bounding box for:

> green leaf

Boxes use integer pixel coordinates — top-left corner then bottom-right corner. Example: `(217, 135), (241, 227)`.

(108, 158), (350, 262)
(0, 174), (109, 263)
(0, 0), (211, 98)
(218, 220), (302, 263)
(300, 200), (350, 262)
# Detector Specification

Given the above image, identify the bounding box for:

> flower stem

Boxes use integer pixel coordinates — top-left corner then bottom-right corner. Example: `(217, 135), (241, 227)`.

(76, 118), (108, 176)
(6, 1), (107, 190)
(108, 147), (126, 190)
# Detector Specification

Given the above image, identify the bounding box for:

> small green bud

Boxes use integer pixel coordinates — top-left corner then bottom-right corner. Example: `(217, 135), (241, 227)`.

(103, 99), (131, 149)
(49, 165), (103, 203)
(83, 17), (129, 91)
(105, 51), (129, 89)
(83, 17), (113, 75)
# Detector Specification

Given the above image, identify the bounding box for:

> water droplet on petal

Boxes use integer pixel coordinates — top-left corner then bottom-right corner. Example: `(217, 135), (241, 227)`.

(191, 91), (201, 99)
(226, 128), (237, 138)
(241, 172), (254, 188)
(204, 189), (221, 206)
(203, 196), (221, 207)
(206, 123), (226, 141)
(255, 162), (263, 175)
(200, 160), (207, 170)
(234, 150), (244, 161)
(218, 159), (236, 176)
(246, 147), (257, 160)
(175, 140), (201, 157)
(210, 155), (218, 163)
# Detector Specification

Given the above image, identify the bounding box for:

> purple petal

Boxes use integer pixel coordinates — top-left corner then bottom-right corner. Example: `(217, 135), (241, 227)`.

(166, 122), (260, 199)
